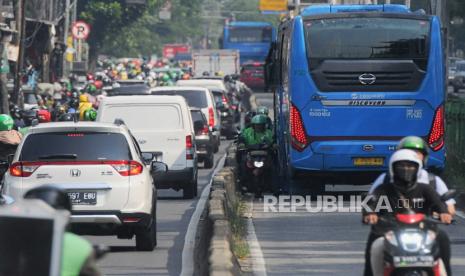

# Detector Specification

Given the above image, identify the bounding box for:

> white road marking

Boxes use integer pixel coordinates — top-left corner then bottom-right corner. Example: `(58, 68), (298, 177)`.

(180, 154), (226, 276)
(247, 199), (268, 276)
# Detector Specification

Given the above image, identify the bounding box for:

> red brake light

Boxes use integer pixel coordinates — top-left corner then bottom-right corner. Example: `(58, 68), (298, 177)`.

(396, 213), (425, 224)
(186, 135), (194, 160)
(208, 107), (215, 128)
(10, 162), (41, 177)
(428, 105), (445, 151)
(109, 161), (143, 176)
(290, 103), (308, 151)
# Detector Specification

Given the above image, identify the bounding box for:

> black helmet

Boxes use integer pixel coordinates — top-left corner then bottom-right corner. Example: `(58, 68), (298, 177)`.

(24, 185), (72, 212)
(58, 113), (75, 122)
(9, 105), (22, 120)
(22, 109), (37, 126)
(202, 71), (210, 76)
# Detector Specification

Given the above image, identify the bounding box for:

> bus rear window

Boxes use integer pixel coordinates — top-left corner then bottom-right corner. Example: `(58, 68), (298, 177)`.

(304, 17), (430, 67)
(228, 27), (272, 43)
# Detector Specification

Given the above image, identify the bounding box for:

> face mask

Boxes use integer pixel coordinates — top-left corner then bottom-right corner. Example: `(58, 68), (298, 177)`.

(393, 162), (418, 186)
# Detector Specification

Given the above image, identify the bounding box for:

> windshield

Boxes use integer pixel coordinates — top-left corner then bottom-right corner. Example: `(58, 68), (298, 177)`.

(304, 17), (430, 68)
(152, 90), (208, 108)
(228, 26), (273, 43)
(20, 132), (131, 161)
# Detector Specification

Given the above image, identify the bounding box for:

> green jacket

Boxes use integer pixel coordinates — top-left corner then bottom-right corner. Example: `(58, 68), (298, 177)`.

(62, 232), (100, 276)
(240, 127), (273, 147)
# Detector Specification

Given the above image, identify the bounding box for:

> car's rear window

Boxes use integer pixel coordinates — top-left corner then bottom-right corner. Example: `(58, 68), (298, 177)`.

(212, 91), (223, 104)
(152, 90), (208, 108)
(190, 110), (205, 123)
(20, 132), (131, 161)
(102, 104), (183, 130)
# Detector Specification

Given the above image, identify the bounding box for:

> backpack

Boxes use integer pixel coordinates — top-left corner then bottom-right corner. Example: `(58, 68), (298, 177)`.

(383, 172), (436, 190)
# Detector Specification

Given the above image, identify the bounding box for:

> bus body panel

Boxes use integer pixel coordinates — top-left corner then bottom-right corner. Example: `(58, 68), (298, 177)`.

(276, 7), (445, 184)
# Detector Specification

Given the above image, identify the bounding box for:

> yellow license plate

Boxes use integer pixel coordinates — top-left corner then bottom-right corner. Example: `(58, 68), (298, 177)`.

(353, 157), (384, 166)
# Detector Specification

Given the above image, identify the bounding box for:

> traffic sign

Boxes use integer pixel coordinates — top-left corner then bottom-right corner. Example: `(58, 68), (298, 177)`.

(259, 0), (287, 12)
(71, 21), (90, 40)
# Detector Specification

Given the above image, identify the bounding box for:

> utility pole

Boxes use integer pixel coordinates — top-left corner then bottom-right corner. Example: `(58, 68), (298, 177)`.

(13, 0), (26, 106)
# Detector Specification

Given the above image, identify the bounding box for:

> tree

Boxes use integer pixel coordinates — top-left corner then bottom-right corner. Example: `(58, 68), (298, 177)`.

(77, 0), (157, 63)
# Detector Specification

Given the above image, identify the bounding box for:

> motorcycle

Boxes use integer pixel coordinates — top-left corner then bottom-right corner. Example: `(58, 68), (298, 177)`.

(239, 143), (272, 197)
(369, 190), (457, 276)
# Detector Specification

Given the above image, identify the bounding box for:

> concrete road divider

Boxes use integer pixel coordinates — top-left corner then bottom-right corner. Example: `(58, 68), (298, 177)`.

(202, 145), (244, 276)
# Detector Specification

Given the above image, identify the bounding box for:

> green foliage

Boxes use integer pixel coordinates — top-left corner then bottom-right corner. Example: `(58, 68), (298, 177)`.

(78, 0), (158, 57)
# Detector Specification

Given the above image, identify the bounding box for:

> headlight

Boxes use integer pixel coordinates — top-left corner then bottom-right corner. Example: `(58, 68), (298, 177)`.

(385, 230), (398, 247)
(399, 231), (423, 252)
(254, 161), (264, 168)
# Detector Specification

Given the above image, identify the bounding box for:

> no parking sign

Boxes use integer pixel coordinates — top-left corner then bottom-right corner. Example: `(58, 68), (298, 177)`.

(71, 21), (91, 40)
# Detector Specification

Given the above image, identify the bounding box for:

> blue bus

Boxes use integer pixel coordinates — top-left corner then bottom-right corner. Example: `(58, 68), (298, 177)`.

(272, 5), (445, 191)
(222, 21), (276, 64)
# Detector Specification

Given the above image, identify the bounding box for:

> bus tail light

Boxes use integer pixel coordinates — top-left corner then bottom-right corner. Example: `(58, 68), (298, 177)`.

(428, 105), (445, 151)
(290, 103), (308, 151)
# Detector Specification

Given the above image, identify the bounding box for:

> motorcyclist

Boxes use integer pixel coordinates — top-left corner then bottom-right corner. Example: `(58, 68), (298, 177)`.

(239, 115), (273, 147)
(79, 94), (93, 120)
(9, 105), (24, 129)
(83, 108), (97, 121)
(364, 136), (455, 276)
(18, 109), (37, 136)
(0, 114), (22, 162)
(363, 149), (452, 276)
(256, 106), (272, 130)
(24, 186), (102, 276)
(37, 109), (52, 123)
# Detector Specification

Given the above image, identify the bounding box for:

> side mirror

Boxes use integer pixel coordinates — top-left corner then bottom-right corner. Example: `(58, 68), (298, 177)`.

(141, 152), (155, 165)
(194, 121), (204, 132)
(151, 161), (168, 173)
(31, 119), (39, 127)
(441, 189), (458, 202)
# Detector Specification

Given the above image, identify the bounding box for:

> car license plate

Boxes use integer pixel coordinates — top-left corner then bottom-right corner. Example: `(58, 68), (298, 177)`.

(353, 157), (384, 166)
(67, 191), (97, 205)
(393, 256), (434, 267)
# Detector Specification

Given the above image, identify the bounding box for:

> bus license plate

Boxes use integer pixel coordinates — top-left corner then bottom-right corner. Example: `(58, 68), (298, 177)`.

(68, 191), (97, 205)
(353, 157), (384, 166)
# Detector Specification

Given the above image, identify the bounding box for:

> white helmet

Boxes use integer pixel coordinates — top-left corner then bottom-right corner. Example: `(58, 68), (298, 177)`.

(389, 149), (422, 190)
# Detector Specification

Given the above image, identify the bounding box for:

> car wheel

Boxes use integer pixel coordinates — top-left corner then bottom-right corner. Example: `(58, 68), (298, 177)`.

(135, 212), (157, 251)
(183, 178), (197, 199)
(204, 153), (214, 169)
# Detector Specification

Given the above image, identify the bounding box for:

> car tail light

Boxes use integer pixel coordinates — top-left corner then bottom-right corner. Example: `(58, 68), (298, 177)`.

(186, 135), (194, 160)
(10, 160), (144, 177)
(10, 162), (41, 177)
(110, 161), (143, 176)
(208, 107), (215, 128)
(290, 103), (309, 151)
(428, 105), (445, 151)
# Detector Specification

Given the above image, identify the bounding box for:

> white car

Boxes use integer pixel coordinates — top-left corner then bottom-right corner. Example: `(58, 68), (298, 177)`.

(152, 86), (221, 153)
(97, 95), (199, 199)
(3, 122), (166, 251)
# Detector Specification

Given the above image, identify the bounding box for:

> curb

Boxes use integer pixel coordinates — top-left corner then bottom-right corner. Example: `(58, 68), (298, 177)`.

(207, 145), (243, 276)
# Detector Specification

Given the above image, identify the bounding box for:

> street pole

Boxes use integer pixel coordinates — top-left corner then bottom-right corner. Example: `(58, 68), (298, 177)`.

(63, 0), (70, 77)
(13, 0), (26, 107)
